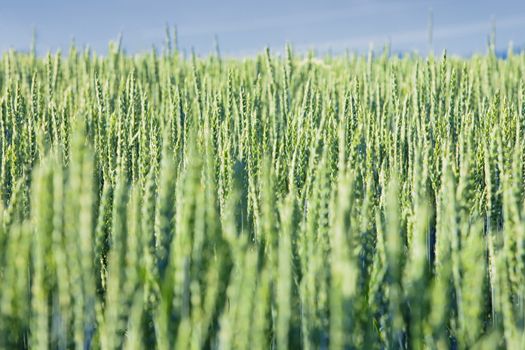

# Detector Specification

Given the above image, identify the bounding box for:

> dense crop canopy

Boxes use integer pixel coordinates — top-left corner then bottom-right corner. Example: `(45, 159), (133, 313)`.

(0, 40), (524, 348)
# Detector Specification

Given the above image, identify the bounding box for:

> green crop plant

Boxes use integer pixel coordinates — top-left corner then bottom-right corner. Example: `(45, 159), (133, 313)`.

(0, 35), (524, 349)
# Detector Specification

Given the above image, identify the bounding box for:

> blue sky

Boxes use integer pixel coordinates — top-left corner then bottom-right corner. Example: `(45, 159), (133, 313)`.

(1, 0), (525, 56)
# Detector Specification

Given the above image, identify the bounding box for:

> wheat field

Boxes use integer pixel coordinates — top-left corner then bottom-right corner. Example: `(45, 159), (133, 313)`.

(0, 38), (524, 349)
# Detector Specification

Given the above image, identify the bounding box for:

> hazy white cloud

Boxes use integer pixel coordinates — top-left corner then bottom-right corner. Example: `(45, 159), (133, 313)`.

(288, 13), (525, 54)
(173, 2), (412, 39)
